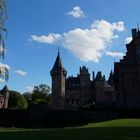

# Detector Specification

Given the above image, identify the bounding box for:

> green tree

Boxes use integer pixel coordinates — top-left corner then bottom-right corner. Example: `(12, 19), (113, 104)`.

(31, 98), (46, 105)
(23, 92), (32, 105)
(8, 90), (28, 109)
(17, 95), (28, 109)
(31, 84), (50, 105)
(8, 91), (20, 108)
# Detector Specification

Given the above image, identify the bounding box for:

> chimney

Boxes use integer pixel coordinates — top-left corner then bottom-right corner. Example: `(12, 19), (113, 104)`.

(132, 28), (137, 39)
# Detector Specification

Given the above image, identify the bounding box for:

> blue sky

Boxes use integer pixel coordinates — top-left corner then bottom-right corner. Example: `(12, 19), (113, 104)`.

(3, 0), (140, 93)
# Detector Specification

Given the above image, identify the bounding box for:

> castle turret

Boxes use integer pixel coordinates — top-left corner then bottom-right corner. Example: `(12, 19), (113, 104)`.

(94, 71), (105, 105)
(132, 28), (137, 39)
(79, 66), (90, 87)
(2, 85), (9, 108)
(50, 51), (67, 109)
(108, 70), (114, 86)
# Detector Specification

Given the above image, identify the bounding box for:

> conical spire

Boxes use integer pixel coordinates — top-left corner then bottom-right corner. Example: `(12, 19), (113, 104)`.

(51, 49), (66, 72)
(2, 85), (9, 91)
(108, 70), (114, 86)
(95, 71), (104, 80)
(137, 22), (140, 31)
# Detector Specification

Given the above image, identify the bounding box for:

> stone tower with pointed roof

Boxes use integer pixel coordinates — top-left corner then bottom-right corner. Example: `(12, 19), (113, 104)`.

(0, 85), (9, 109)
(50, 51), (67, 109)
(108, 70), (114, 86)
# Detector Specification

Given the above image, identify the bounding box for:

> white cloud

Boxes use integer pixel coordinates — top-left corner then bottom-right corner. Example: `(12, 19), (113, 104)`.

(30, 19), (125, 62)
(105, 51), (124, 58)
(0, 63), (10, 70)
(14, 70), (27, 76)
(62, 20), (124, 62)
(66, 6), (85, 18)
(0, 78), (6, 83)
(30, 33), (62, 44)
(26, 86), (33, 92)
(125, 37), (132, 44)
(91, 21), (124, 32)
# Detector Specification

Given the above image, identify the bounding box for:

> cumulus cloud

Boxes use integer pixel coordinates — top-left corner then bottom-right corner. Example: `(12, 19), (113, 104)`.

(62, 20), (124, 62)
(30, 19), (125, 62)
(105, 51), (124, 58)
(30, 33), (62, 44)
(125, 37), (132, 44)
(66, 6), (85, 18)
(14, 70), (27, 76)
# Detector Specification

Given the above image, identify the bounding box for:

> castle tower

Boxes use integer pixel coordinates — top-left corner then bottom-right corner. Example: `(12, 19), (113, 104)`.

(114, 28), (140, 109)
(108, 70), (114, 86)
(79, 66), (91, 105)
(95, 71), (105, 104)
(79, 66), (90, 87)
(50, 51), (67, 109)
(2, 85), (9, 108)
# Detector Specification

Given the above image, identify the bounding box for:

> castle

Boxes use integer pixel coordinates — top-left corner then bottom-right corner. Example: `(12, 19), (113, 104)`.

(0, 85), (9, 109)
(114, 28), (140, 109)
(50, 51), (116, 109)
(50, 28), (140, 110)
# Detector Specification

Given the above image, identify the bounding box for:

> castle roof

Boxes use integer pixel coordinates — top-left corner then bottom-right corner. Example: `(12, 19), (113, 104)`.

(80, 66), (89, 75)
(118, 28), (140, 64)
(51, 51), (66, 72)
(66, 76), (80, 84)
(0, 85), (9, 96)
(2, 85), (9, 91)
(66, 76), (80, 90)
(95, 71), (104, 81)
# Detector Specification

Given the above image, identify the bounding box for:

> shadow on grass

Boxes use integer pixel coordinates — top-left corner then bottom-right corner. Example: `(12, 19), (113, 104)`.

(0, 127), (140, 140)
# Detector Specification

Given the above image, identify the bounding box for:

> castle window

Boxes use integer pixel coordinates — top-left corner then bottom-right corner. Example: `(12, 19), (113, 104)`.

(76, 99), (79, 105)
(66, 99), (69, 104)
(71, 99), (74, 104)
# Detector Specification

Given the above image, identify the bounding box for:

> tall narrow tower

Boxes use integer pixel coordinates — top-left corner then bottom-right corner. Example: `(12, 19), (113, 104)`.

(50, 51), (67, 109)
(2, 85), (9, 108)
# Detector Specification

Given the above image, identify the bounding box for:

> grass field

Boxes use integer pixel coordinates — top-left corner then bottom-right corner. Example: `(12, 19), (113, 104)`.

(1, 119), (140, 140)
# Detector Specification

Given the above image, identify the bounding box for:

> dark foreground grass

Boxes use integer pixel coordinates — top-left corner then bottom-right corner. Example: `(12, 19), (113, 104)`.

(1, 119), (140, 140)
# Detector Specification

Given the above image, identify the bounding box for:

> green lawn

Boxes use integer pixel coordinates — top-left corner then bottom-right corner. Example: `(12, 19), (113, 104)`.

(1, 119), (140, 140)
